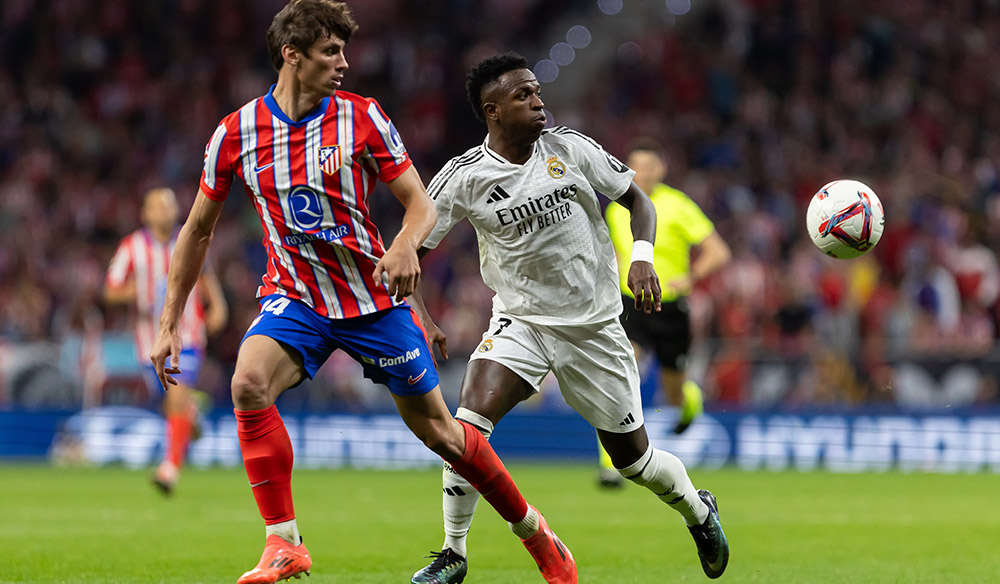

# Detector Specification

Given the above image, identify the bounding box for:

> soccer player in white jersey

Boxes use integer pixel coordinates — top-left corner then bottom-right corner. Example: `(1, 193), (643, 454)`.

(409, 53), (729, 583)
(105, 187), (228, 494)
(150, 4), (574, 583)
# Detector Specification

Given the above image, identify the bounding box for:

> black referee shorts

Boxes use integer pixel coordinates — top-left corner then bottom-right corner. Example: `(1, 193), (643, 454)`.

(618, 294), (691, 372)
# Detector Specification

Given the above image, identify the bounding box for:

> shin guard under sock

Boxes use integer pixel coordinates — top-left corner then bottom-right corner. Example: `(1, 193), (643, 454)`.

(445, 420), (528, 525)
(236, 406), (295, 524)
(620, 445), (709, 526)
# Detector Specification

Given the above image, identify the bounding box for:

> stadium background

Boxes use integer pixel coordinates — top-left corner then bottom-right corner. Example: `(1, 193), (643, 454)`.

(1, 0), (1000, 474)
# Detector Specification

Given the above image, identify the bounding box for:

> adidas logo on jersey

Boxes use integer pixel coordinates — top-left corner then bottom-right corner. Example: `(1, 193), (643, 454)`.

(620, 412), (635, 426)
(486, 184), (512, 203)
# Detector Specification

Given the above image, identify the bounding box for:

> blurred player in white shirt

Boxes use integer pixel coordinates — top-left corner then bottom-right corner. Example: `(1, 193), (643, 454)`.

(105, 187), (228, 494)
(409, 53), (729, 583)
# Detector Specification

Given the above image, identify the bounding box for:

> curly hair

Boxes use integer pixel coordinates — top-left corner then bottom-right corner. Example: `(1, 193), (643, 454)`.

(266, 0), (358, 72)
(465, 52), (529, 123)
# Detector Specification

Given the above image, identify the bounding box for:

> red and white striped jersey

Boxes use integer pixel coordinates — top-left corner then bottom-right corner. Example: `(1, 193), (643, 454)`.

(200, 86), (412, 319)
(106, 228), (207, 361)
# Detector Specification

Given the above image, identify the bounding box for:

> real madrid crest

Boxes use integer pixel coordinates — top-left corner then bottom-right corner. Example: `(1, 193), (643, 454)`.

(546, 156), (566, 179)
(478, 339), (494, 353)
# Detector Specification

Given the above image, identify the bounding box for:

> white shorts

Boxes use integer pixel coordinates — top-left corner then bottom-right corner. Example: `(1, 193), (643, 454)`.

(470, 312), (643, 433)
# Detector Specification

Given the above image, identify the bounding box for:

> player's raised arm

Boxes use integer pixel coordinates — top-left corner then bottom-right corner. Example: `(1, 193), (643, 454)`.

(375, 165), (438, 301)
(615, 182), (661, 314)
(150, 188), (224, 388)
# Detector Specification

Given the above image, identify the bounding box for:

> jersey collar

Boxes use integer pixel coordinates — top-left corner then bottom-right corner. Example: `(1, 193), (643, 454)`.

(482, 135), (535, 165)
(264, 84), (331, 126)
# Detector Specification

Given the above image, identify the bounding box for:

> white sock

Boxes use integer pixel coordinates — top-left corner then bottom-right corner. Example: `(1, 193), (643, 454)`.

(509, 505), (539, 540)
(619, 445), (709, 526)
(441, 408), (493, 558)
(265, 519), (300, 545)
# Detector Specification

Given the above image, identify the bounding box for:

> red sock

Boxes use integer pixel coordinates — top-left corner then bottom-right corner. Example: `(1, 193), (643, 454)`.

(235, 406), (295, 524)
(164, 413), (194, 467)
(446, 420), (529, 524)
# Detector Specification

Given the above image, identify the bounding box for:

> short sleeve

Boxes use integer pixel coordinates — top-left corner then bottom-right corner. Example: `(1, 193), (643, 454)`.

(422, 161), (469, 250)
(676, 195), (715, 245)
(554, 128), (635, 200)
(199, 120), (237, 202)
(363, 99), (413, 183)
(106, 237), (134, 287)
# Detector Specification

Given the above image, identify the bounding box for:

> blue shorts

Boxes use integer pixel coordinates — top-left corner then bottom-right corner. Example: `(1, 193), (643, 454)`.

(146, 348), (203, 393)
(242, 295), (439, 396)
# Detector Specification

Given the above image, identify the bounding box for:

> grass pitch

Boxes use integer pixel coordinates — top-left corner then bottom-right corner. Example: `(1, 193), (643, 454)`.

(0, 463), (996, 583)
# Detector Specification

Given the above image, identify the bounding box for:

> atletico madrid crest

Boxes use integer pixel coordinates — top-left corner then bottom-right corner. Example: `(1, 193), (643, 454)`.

(318, 145), (342, 176)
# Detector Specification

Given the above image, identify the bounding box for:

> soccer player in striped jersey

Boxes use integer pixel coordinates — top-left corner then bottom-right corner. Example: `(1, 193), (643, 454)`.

(104, 187), (228, 495)
(409, 53), (729, 582)
(149, 3), (574, 584)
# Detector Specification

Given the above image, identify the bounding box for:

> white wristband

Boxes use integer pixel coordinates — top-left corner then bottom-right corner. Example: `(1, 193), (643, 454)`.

(631, 240), (654, 264)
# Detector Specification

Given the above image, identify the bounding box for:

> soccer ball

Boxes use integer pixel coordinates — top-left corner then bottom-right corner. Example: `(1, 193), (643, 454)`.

(806, 179), (884, 259)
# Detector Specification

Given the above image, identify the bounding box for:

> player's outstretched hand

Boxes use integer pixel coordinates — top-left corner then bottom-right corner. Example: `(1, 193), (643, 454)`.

(628, 261), (662, 314)
(150, 326), (183, 390)
(373, 243), (421, 302)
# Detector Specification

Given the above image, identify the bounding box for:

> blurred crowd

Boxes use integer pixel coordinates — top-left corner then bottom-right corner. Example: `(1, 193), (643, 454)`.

(2, 0), (999, 411)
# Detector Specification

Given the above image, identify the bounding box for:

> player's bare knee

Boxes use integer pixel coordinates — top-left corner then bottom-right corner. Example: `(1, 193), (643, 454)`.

(230, 371), (271, 410)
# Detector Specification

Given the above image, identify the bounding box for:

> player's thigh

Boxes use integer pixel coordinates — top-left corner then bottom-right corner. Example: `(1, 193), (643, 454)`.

(465, 313), (550, 423)
(549, 319), (643, 433)
(233, 334), (307, 408)
(459, 359), (535, 425)
(162, 382), (191, 413)
(327, 305), (441, 397)
(234, 295), (336, 407)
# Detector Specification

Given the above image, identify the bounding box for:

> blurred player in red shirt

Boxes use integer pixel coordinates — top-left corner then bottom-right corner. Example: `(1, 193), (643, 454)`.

(150, 2), (575, 583)
(105, 187), (228, 494)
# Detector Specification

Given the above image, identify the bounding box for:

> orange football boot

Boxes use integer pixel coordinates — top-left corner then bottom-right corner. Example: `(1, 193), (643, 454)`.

(520, 507), (577, 584)
(237, 535), (312, 584)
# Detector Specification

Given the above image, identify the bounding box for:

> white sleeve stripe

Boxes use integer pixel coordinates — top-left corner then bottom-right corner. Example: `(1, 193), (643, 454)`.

(106, 240), (132, 285)
(366, 101), (407, 166)
(203, 123), (228, 189)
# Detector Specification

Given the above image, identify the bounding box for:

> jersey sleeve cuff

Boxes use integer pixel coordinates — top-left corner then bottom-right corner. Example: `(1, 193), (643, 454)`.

(377, 158), (413, 183)
(608, 170), (637, 200)
(199, 180), (229, 202)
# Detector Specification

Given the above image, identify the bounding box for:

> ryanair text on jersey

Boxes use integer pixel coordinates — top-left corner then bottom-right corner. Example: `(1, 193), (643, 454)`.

(379, 347), (421, 367)
(496, 184), (578, 237)
(283, 224), (350, 246)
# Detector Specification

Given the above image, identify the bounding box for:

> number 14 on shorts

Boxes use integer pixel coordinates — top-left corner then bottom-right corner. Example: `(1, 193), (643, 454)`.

(249, 296), (292, 330)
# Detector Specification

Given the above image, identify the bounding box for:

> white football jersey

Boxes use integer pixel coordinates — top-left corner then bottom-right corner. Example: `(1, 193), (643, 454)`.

(424, 126), (636, 325)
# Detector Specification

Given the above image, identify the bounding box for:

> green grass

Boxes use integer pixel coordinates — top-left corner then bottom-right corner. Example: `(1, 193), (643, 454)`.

(0, 463), (997, 583)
